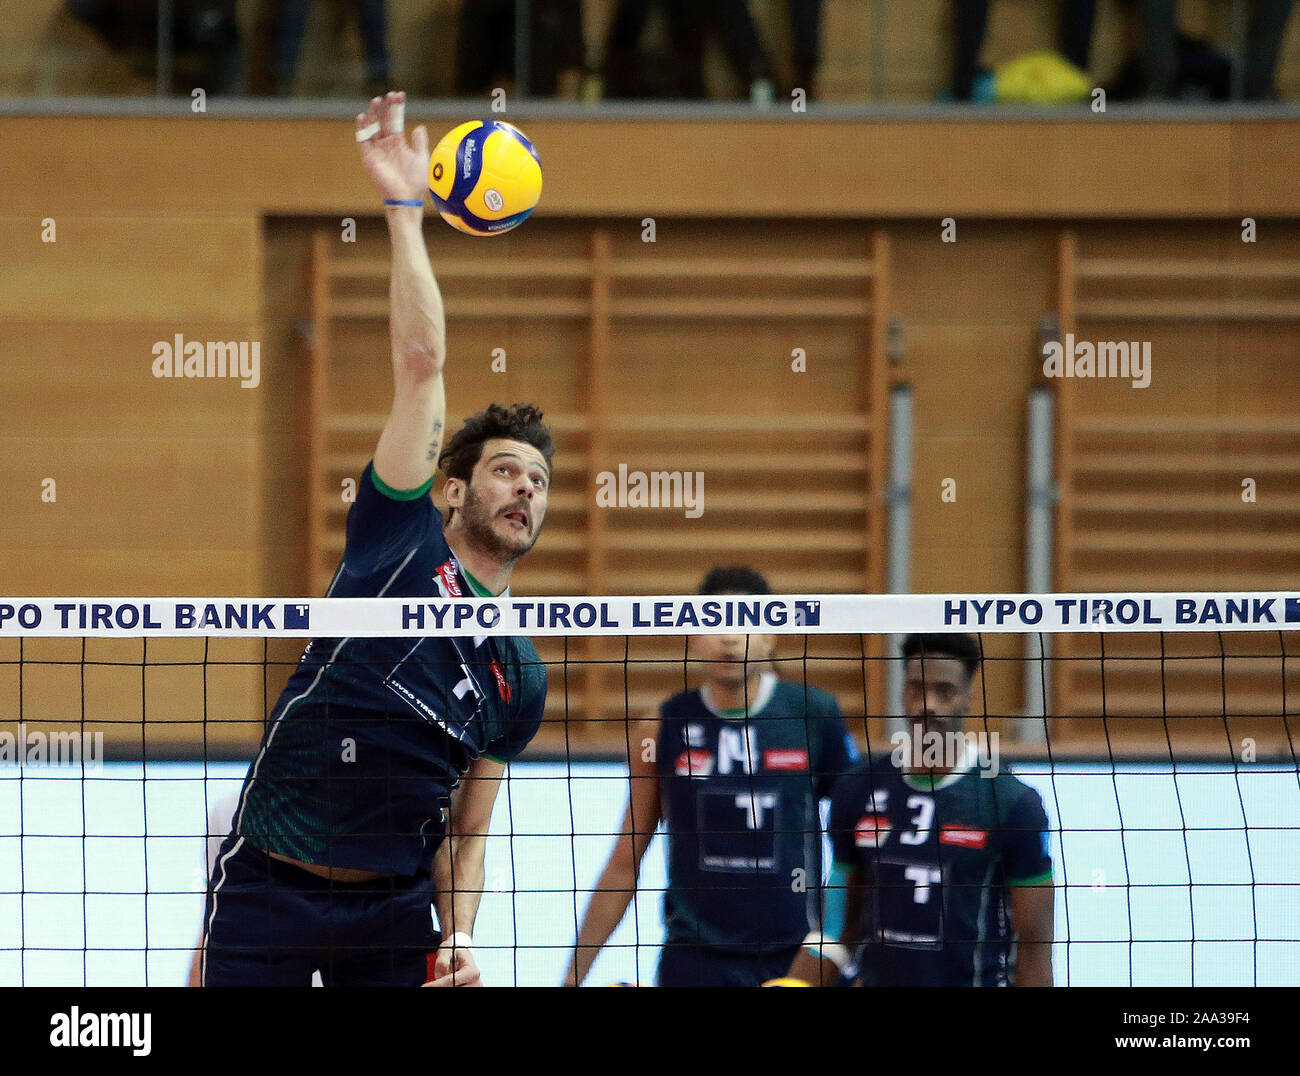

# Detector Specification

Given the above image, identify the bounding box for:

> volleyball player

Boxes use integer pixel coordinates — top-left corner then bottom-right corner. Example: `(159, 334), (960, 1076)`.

(202, 92), (552, 987)
(563, 566), (858, 988)
(794, 633), (1055, 987)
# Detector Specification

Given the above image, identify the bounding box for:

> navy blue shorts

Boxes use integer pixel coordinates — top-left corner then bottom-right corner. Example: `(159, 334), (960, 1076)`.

(656, 942), (801, 988)
(202, 835), (440, 987)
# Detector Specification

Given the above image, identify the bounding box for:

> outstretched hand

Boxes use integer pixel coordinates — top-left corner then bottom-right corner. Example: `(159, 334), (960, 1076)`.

(356, 91), (430, 204)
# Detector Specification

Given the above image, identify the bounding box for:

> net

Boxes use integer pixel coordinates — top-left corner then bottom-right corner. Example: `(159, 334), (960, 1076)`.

(1, 591), (1296, 987)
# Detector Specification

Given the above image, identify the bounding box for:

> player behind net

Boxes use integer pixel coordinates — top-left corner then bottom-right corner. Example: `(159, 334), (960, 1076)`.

(789, 633), (1055, 987)
(202, 92), (552, 987)
(564, 566), (859, 987)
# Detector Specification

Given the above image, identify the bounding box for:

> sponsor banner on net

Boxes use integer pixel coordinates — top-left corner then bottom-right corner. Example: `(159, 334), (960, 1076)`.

(0, 594), (1295, 637)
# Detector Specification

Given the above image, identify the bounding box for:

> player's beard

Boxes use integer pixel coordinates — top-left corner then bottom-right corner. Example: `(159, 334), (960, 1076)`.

(461, 484), (539, 562)
(706, 657), (753, 687)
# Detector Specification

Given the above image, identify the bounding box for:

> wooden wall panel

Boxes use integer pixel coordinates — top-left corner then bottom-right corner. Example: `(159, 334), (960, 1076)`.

(0, 322), (258, 437)
(0, 549), (261, 597)
(0, 309), (264, 604)
(892, 224), (1051, 581)
(0, 434), (257, 544)
(0, 217), (260, 321)
(4, 117), (1299, 218)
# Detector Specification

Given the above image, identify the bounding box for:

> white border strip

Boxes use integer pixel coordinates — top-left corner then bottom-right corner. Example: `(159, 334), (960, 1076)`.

(0, 593), (1295, 638)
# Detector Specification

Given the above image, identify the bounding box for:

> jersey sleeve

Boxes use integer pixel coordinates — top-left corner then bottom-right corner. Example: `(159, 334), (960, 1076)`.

(483, 650), (548, 764)
(813, 696), (858, 801)
(1003, 783), (1053, 885)
(340, 461), (437, 578)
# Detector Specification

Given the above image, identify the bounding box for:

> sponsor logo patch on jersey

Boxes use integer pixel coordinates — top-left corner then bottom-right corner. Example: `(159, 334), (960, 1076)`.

(762, 748), (809, 771)
(939, 824), (988, 849)
(854, 814), (890, 848)
(675, 749), (714, 777)
(436, 560), (463, 597)
(385, 677), (454, 737)
(488, 659), (512, 702)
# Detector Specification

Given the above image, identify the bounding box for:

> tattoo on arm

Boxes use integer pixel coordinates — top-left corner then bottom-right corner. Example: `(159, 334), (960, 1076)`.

(426, 419), (443, 462)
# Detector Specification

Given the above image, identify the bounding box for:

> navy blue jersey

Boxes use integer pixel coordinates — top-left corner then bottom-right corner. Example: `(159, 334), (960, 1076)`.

(829, 756), (1052, 987)
(655, 674), (857, 953)
(235, 462), (546, 876)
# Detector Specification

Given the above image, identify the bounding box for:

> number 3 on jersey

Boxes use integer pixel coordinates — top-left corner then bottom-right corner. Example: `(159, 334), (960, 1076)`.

(895, 795), (941, 906)
(899, 794), (934, 845)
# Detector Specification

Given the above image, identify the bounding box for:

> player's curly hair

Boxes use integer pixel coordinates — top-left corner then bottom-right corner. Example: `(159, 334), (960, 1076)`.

(437, 403), (554, 519)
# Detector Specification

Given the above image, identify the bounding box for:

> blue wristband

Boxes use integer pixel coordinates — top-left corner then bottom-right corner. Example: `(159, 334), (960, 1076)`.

(384, 198), (424, 207)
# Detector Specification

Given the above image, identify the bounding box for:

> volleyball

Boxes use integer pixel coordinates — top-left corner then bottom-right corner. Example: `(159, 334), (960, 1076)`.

(428, 120), (542, 236)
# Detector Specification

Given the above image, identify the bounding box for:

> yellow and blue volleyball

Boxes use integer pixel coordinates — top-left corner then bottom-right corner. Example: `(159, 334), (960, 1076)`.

(760, 977), (811, 987)
(428, 120), (542, 237)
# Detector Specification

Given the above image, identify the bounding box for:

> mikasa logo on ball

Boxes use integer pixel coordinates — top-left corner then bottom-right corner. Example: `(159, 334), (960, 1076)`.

(484, 189), (504, 212)
(462, 138), (475, 179)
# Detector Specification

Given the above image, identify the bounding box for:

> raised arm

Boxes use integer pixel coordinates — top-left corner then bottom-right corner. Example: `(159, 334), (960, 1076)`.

(355, 92), (447, 492)
(563, 718), (662, 986)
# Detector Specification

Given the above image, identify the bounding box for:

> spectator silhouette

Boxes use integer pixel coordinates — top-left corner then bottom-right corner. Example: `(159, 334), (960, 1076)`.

(67, 0), (243, 94)
(789, 0), (823, 98)
(455, 0), (586, 98)
(1115, 0), (1294, 100)
(269, 0), (389, 97)
(602, 0), (774, 101)
(951, 0), (1096, 101)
